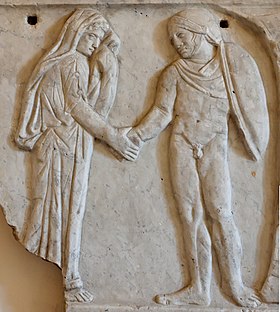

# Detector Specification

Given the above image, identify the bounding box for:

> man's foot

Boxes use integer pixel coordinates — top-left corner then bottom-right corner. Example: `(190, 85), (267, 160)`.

(65, 288), (94, 303)
(231, 287), (261, 308)
(154, 286), (210, 306)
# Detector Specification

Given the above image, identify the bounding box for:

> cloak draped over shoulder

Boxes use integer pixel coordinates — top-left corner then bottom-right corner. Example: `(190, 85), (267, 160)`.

(169, 10), (269, 161)
(173, 48), (228, 100)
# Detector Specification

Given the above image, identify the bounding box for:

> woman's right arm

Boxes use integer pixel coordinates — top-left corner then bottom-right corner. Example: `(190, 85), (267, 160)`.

(64, 67), (139, 161)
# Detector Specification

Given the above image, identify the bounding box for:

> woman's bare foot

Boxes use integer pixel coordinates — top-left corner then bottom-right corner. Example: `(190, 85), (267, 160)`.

(65, 288), (94, 303)
(231, 287), (261, 308)
(154, 286), (210, 306)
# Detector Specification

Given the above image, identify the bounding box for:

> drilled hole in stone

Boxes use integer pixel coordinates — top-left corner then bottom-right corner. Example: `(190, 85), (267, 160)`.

(220, 20), (229, 28)
(27, 15), (38, 25)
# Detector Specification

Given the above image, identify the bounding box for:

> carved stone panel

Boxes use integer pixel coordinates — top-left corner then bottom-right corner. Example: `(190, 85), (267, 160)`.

(0, 1), (279, 311)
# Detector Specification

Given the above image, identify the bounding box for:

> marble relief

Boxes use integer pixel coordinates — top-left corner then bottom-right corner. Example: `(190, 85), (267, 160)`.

(0, 2), (278, 312)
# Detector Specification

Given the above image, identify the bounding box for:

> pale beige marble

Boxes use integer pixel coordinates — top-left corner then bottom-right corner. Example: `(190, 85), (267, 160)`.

(0, 2), (279, 312)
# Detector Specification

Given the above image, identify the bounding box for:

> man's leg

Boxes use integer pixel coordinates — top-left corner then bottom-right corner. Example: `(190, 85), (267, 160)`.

(155, 134), (212, 306)
(198, 135), (261, 308)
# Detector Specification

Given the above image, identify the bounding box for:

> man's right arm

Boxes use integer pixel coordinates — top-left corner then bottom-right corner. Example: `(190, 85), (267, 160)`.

(133, 65), (177, 142)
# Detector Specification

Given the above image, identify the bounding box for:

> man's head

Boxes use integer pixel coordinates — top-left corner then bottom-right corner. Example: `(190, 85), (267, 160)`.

(168, 9), (222, 59)
(168, 23), (202, 59)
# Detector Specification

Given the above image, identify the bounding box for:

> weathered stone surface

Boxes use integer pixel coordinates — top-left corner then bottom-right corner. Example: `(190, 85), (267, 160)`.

(66, 303), (279, 312)
(0, 1), (279, 311)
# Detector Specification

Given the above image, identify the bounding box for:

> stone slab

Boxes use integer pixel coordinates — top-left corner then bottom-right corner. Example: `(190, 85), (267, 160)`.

(0, 2), (279, 312)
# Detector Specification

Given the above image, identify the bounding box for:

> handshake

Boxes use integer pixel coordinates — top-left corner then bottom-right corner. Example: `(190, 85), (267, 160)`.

(107, 127), (144, 162)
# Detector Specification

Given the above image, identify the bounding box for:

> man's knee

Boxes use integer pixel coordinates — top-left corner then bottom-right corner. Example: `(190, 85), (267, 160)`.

(208, 205), (233, 223)
(203, 186), (232, 222)
(177, 200), (203, 225)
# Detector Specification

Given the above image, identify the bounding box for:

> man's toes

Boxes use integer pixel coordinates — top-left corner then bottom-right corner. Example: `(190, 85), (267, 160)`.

(249, 300), (259, 309)
(83, 291), (94, 302)
(252, 298), (261, 306)
(81, 292), (89, 302)
(241, 296), (261, 308)
(155, 294), (169, 305)
(251, 294), (261, 302)
(249, 297), (261, 307)
(154, 295), (162, 304)
(247, 292), (261, 306)
(74, 293), (84, 302)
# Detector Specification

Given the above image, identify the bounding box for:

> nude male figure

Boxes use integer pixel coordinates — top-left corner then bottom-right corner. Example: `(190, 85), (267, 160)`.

(128, 9), (269, 308)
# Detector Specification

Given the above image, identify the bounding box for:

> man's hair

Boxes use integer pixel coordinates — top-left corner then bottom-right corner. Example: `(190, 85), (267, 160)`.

(168, 9), (222, 46)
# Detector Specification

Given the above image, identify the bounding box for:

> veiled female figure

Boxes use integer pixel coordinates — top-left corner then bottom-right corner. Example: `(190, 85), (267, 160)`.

(15, 9), (138, 302)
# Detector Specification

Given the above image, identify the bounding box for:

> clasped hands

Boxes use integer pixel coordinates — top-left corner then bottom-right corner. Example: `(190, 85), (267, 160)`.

(110, 127), (143, 161)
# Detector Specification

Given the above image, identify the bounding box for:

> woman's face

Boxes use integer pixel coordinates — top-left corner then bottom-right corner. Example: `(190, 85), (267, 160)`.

(77, 28), (105, 57)
(169, 25), (197, 59)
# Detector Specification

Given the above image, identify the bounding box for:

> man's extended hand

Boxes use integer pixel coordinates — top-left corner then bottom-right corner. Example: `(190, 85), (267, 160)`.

(109, 127), (140, 161)
(126, 128), (144, 149)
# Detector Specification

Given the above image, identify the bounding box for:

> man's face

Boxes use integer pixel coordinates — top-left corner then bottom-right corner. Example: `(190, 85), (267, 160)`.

(169, 25), (197, 59)
(77, 28), (105, 57)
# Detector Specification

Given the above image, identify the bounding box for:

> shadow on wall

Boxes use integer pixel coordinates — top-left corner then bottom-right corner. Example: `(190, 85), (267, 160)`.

(0, 208), (64, 312)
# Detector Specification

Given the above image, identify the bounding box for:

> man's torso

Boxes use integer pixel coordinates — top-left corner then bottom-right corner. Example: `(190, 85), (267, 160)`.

(168, 57), (230, 146)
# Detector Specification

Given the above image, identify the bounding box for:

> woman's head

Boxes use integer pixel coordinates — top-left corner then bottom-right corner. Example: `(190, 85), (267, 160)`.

(75, 11), (121, 57)
(70, 10), (110, 56)
(77, 24), (109, 57)
(41, 9), (114, 60)
(26, 9), (120, 92)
